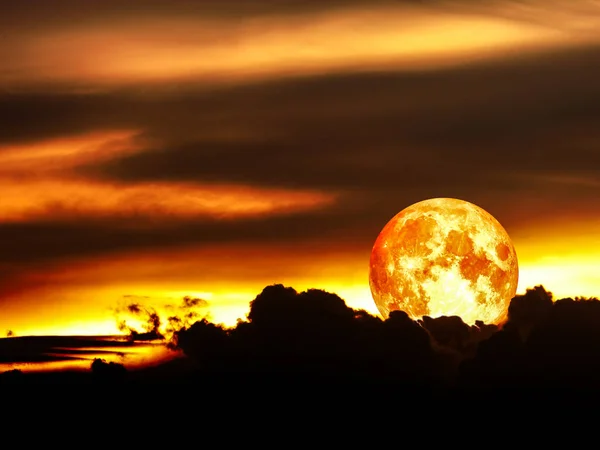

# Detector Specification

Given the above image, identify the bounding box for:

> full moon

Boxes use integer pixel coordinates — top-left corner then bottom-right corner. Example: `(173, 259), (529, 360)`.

(369, 198), (519, 325)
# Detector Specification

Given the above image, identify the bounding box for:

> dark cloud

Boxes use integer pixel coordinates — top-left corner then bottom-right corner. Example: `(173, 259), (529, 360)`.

(168, 283), (600, 393)
(6, 283), (600, 396)
(2, 0), (589, 29)
(116, 303), (164, 341)
(0, 202), (377, 267)
(0, 335), (136, 364)
(127, 304), (144, 315)
(166, 297), (211, 338)
(88, 47), (600, 188)
(2, 44), (597, 185)
(81, 45), (600, 221)
(0, 92), (139, 145)
(173, 284), (438, 389)
(0, 0), (436, 27)
(0, 45), (599, 274)
(90, 358), (127, 381)
(112, 294), (210, 342)
(182, 297), (209, 309)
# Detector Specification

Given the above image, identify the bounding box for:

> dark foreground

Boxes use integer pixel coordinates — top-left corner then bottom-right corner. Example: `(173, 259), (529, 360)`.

(2, 362), (598, 415)
(5, 284), (600, 410)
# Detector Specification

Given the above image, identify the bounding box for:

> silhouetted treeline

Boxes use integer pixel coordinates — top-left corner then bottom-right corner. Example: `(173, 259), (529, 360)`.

(3, 284), (600, 396)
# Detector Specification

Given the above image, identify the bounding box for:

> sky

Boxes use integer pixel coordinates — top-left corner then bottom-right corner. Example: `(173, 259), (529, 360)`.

(1, 0), (599, 336)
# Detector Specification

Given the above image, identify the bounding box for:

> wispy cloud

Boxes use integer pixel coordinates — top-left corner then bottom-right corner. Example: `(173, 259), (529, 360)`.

(1, 0), (600, 335)
(2, 0), (599, 90)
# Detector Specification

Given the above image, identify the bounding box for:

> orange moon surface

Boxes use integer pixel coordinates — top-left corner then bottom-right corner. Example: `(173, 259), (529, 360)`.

(369, 198), (519, 325)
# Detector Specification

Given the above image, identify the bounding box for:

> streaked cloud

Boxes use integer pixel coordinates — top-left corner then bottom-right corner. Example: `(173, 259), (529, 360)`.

(1, 0), (599, 335)
(2, 1), (600, 90)
(0, 179), (335, 222)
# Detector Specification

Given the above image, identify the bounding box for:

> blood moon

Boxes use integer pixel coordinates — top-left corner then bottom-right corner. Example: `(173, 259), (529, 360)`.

(369, 198), (519, 325)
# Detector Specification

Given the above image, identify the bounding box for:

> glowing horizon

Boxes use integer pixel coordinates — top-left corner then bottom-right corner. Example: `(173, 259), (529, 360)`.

(5, 232), (599, 337)
(1, 0), (599, 342)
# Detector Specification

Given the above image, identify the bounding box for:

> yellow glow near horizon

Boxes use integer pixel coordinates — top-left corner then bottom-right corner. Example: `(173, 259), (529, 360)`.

(513, 219), (600, 299)
(517, 256), (600, 300)
(2, 220), (600, 337)
(4, 283), (379, 337)
(5, 255), (599, 338)
(15, 318), (120, 337)
(2, 1), (600, 343)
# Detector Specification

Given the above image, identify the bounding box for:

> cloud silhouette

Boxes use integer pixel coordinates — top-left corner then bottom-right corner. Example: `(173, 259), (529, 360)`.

(1, 1), (599, 394)
(172, 284), (438, 390)
(4, 283), (600, 397)
(166, 284), (600, 393)
(114, 294), (210, 342)
(115, 302), (164, 341)
(459, 288), (600, 390)
(91, 358), (127, 382)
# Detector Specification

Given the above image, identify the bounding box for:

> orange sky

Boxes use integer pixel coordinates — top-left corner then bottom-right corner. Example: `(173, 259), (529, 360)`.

(1, 0), (599, 336)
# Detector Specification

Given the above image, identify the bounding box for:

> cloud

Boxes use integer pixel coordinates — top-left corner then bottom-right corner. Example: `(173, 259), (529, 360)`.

(181, 296), (209, 309)
(2, 0), (599, 90)
(1, 0), (599, 321)
(0, 44), (599, 271)
(0, 94), (139, 145)
(0, 204), (371, 268)
(0, 179), (335, 223)
(115, 302), (164, 341)
(87, 46), (600, 185)
(5, 282), (600, 393)
(168, 283), (600, 391)
(75, 45), (600, 229)
(173, 283), (438, 387)
(3, 43), (597, 190)
(113, 294), (210, 342)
